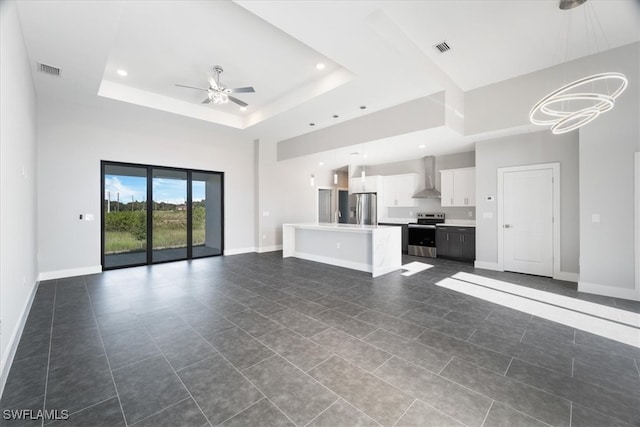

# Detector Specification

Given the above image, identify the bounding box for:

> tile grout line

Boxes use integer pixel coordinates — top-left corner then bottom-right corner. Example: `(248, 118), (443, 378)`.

(40, 283), (57, 427)
(210, 397), (272, 426)
(569, 401), (573, 427)
(431, 357), (563, 427)
(187, 321), (300, 427)
(634, 358), (640, 377)
(479, 400), (494, 427)
(147, 328), (219, 427)
(519, 329), (526, 343)
(85, 283), (129, 427)
(571, 358), (574, 377)
(301, 398), (341, 427)
(391, 398), (417, 427)
(127, 396), (192, 427)
(503, 357), (514, 376)
(437, 356), (455, 376)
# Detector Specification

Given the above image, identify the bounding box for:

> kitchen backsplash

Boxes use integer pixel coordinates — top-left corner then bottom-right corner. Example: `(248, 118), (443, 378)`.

(387, 202), (476, 220)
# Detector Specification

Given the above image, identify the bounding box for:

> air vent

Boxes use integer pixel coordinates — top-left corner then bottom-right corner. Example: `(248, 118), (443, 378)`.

(37, 63), (61, 76)
(434, 41), (451, 54)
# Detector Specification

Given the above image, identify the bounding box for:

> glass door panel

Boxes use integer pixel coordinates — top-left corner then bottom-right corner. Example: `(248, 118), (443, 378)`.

(192, 172), (223, 257)
(103, 164), (148, 268)
(152, 168), (188, 262)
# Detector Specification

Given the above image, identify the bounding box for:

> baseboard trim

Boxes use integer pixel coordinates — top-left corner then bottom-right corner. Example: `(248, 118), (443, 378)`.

(224, 247), (256, 256)
(38, 265), (102, 281)
(0, 280), (39, 397)
(555, 271), (579, 283)
(578, 281), (640, 301)
(474, 261), (501, 271)
(257, 245), (282, 253)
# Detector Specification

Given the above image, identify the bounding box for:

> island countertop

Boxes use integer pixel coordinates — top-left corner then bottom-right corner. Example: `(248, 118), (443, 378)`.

(282, 223), (401, 277)
(282, 223), (398, 232)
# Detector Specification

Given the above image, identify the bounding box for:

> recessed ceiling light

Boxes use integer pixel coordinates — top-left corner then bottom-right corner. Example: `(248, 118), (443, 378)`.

(240, 106), (247, 111)
(363, 154), (368, 159)
(315, 63), (326, 70)
(419, 144), (426, 149)
(360, 105), (367, 110)
(319, 162), (324, 166)
(309, 123), (315, 126)
(332, 114), (339, 118)
(116, 69), (128, 77)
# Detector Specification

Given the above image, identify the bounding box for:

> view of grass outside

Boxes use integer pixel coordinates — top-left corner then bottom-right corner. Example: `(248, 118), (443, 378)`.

(104, 203), (206, 254)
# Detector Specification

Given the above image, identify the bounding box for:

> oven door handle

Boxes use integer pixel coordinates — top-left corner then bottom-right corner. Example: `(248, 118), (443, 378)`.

(408, 224), (436, 229)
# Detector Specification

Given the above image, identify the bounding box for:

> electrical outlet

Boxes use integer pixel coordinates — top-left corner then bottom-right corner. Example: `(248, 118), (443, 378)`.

(336, 242), (341, 249)
(468, 211), (473, 217)
(409, 211), (413, 217)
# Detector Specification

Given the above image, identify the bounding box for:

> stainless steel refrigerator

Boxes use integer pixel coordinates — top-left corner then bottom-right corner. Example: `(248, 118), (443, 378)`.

(350, 192), (377, 226)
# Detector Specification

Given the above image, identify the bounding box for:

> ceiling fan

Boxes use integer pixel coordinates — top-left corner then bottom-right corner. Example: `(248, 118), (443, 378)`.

(175, 66), (255, 107)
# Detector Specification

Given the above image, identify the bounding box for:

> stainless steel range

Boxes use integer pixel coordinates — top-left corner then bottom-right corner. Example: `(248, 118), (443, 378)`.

(408, 212), (445, 258)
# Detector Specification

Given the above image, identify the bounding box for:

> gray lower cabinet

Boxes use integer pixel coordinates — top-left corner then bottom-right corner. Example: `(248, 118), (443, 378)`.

(436, 226), (475, 262)
(379, 223), (409, 254)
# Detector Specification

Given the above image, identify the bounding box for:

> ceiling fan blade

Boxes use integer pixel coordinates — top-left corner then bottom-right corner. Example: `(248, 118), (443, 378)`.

(201, 97), (212, 104)
(228, 95), (248, 107)
(175, 83), (208, 91)
(227, 86), (255, 94)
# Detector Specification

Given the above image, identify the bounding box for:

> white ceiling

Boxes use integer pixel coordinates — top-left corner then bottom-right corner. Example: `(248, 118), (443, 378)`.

(14, 0), (640, 162)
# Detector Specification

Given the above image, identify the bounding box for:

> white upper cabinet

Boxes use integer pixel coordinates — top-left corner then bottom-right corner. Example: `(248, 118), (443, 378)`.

(349, 175), (382, 194)
(382, 173), (418, 207)
(440, 167), (476, 207)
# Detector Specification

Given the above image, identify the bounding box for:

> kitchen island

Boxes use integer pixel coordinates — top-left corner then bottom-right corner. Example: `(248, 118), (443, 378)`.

(282, 223), (401, 278)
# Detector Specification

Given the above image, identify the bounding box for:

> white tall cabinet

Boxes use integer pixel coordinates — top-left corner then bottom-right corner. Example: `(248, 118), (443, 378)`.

(440, 167), (476, 207)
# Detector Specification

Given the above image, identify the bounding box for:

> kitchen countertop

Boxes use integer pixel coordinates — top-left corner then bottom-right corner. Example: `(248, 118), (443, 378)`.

(283, 223), (398, 232)
(378, 218), (416, 224)
(437, 221), (476, 227)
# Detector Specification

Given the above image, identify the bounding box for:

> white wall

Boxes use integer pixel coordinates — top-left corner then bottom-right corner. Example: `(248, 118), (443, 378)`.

(465, 42), (639, 136)
(257, 138), (335, 250)
(37, 98), (255, 277)
(578, 44), (640, 300)
(0, 0), (39, 394)
(475, 131), (580, 277)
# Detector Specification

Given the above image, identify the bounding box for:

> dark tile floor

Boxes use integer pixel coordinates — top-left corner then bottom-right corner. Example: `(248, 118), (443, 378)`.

(1, 253), (639, 426)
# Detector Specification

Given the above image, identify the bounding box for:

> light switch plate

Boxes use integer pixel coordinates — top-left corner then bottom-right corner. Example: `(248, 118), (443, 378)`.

(591, 214), (600, 223)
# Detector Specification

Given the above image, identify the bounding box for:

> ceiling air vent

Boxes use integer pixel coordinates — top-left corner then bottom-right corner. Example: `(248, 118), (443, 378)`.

(37, 62), (61, 76)
(434, 41), (451, 54)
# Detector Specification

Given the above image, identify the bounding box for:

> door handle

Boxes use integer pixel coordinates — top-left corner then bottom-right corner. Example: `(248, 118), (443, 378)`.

(503, 224), (513, 228)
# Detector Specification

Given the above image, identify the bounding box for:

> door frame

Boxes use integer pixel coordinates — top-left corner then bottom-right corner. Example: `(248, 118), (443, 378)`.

(497, 162), (560, 279)
(101, 160), (225, 270)
(315, 186), (334, 223)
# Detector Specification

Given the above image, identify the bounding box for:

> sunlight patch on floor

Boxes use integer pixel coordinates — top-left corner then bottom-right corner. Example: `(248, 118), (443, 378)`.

(400, 261), (433, 276)
(436, 274), (640, 348)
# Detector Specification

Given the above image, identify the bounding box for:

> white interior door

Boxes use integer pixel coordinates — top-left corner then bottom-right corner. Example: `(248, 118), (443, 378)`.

(503, 168), (553, 276)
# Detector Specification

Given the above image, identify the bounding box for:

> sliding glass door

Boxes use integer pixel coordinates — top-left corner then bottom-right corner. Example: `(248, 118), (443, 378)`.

(103, 164), (148, 269)
(102, 162), (223, 269)
(152, 168), (188, 263)
(192, 172), (223, 258)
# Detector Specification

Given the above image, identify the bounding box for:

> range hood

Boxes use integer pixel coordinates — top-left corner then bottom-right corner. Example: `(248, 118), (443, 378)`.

(412, 156), (441, 198)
